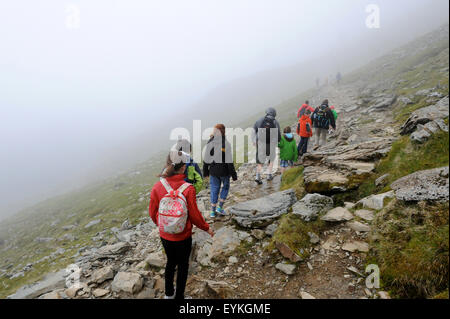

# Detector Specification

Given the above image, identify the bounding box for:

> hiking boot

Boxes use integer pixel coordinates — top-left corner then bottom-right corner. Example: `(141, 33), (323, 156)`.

(164, 294), (175, 299)
(267, 174), (274, 181)
(216, 207), (227, 216)
(255, 178), (263, 185)
(210, 210), (216, 218)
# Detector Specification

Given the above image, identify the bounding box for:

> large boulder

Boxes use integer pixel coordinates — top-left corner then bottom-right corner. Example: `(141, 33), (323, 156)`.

(400, 96), (449, 135)
(390, 166), (449, 202)
(292, 193), (333, 221)
(90, 266), (115, 284)
(230, 189), (297, 228)
(7, 269), (66, 299)
(111, 272), (144, 294)
(196, 226), (251, 266)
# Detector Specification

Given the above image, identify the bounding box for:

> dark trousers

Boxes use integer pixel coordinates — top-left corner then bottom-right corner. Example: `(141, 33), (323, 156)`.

(160, 236), (192, 299)
(298, 137), (310, 156)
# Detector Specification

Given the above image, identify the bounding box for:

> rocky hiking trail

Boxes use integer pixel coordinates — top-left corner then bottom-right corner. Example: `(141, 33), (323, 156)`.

(9, 82), (410, 300)
(6, 24), (449, 299)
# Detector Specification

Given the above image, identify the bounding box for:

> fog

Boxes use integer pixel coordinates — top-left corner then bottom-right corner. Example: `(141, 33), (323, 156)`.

(0, 0), (448, 220)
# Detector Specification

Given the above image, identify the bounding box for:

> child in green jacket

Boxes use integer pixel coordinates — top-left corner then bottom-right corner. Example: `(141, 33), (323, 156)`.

(278, 127), (298, 174)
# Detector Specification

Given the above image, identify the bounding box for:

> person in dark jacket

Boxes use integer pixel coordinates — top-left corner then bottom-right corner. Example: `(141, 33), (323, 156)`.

(252, 107), (281, 184)
(203, 124), (237, 218)
(311, 99), (336, 150)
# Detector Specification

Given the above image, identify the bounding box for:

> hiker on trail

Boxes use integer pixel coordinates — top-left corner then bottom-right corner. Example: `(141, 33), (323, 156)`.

(175, 139), (203, 194)
(329, 105), (338, 127)
(278, 126), (298, 174)
(149, 151), (214, 300)
(311, 99), (336, 150)
(336, 72), (342, 85)
(297, 100), (315, 118)
(252, 107), (281, 185)
(203, 124), (238, 218)
(297, 108), (313, 158)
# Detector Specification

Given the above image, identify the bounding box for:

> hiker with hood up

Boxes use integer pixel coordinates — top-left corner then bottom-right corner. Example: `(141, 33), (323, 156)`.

(149, 150), (214, 300)
(297, 108), (313, 158)
(252, 107), (281, 185)
(311, 99), (336, 150)
(203, 124), (238, 218)
(278, 126), (298, 174)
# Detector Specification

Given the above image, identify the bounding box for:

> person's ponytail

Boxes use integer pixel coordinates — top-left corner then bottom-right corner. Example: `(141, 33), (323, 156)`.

(158, 150), (187, 178)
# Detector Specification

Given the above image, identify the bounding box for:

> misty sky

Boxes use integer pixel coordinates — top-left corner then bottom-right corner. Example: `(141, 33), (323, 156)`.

(0, 0), (448, 219)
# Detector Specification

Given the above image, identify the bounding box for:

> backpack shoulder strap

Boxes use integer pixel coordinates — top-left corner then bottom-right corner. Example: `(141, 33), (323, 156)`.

(160, 178), (173, 193)
(177, 183), (191, 195)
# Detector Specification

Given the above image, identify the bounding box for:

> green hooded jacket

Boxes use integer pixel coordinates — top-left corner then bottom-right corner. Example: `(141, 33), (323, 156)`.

(278, 134), (298, 162)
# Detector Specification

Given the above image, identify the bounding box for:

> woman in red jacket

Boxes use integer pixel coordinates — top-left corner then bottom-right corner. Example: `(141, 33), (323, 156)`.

(149, 151), (214, 299)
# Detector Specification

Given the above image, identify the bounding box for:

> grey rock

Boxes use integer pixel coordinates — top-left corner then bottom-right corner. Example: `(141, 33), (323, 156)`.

(111, 272), (144, 294)
(90, 266), (115, 284)
(308, 232), (320, 244)
(264, 223), (278, 237)
(391, 166), (449, 202)
(375, 174), (390, 187)
(346, 221), (371, 232)
(196, 226), (250, 266)
(230, 189), (297, 228)
(354, 209), (375, 221)
(275, 263), (296, 275)
(84, 219), (101, 229)
(7, 269), (66, 299)
(342, 241), (369, 253)
(292, 193), (334, 221)
(145, 251), (167, 268)
(357, 191), (394, 210)
(401, 96), (449, 135)
(321, 207), (354, 222)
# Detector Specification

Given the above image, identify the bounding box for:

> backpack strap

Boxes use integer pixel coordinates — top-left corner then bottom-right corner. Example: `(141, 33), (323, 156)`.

(160, 178), (173, 193)
(177, 183), (191, 195)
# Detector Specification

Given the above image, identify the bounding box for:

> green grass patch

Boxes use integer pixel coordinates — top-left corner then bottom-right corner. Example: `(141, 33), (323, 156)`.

(268, 213), (326, 260)
(280, 166), (305, 199)
(354, 130), (449, 201)
(370, 200), (449, 298)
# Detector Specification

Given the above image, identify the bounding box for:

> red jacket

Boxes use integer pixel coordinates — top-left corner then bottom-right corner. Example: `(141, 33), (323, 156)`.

(297, 115), (313, 138)
(297, 104), (315, 118)
(149, 174), (209, 241)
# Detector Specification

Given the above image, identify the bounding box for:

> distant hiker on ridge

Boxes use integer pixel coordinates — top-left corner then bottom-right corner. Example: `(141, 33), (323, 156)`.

(149, 151), (214, 300)
(311, 99), (336, 150)
(252, 108), (281, 185)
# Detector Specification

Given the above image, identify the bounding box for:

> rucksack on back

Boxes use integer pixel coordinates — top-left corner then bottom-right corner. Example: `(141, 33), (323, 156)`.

(260, 116), (276, 144)
(158, 178), (190, 234)
(314, 105), (330, 128)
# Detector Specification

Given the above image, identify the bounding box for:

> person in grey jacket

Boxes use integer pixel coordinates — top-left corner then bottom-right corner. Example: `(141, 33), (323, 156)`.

(252, 107), (281, 184)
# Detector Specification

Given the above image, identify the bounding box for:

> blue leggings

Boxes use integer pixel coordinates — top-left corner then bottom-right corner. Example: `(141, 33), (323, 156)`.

(210, 175), (230, 205)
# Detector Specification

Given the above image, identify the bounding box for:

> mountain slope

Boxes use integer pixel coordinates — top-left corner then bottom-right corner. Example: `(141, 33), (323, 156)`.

(0, 24), (449, 299)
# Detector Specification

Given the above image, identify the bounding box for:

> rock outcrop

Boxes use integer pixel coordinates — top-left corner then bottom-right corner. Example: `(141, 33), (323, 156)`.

(391, 166), (449, 202)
